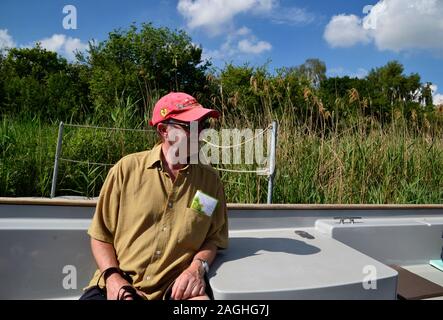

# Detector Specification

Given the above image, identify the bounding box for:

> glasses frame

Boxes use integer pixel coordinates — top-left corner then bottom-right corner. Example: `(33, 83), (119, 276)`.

(161, 118), (211, 132)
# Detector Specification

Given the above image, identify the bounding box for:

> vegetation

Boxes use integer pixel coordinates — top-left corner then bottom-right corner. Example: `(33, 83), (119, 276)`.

(1, 23), (442, 203)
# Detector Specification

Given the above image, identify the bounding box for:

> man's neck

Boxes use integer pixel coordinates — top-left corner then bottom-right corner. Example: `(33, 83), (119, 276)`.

(161, 143), (186, 181)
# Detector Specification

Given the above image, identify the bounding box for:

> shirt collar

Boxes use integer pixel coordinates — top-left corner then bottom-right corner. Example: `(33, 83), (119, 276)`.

(146, 142), (191, 173)
(146, 142), (163, 169)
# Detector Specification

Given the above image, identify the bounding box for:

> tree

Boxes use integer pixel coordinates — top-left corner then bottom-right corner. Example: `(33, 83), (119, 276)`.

(216, 63), (273, 119)
(293, 58), (327, 89)
(421, 82), (434, 107)
(367, 61), (421, 106)
(0, 45), (90, 122)
(77, 23), (210, 123)
(362, 61), (423, 122)
(0, 51), (5, 110)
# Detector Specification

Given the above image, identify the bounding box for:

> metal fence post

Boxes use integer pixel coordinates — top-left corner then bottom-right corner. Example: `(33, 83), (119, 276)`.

(50, 121), (64, 198)
(267, 121), (278, 204)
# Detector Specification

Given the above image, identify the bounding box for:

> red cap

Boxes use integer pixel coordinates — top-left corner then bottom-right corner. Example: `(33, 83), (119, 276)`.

(149, 92), (220, 126)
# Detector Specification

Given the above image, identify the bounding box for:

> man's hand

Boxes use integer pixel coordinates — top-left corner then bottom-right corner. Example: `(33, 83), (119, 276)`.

(171, 260), (205, 300)
(105, 273), (143, 300)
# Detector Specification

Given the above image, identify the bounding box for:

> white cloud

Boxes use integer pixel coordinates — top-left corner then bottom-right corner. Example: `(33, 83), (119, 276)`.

(354, 68), (369, 79)
(431, 85), (443, 105)
(324, 15), (371, 48)
(63, 37), (89, 57)
(201, 30), (239, 62)
(434, 94), (443, 105)
(324, 0), (443, 54)
(238, 38), (271, 54)
(178, 0), (314, 61)
(0, 29), (16, 50)
(366, 0), (443, 52)
(177, 0), (315, 35)
(202, 26), (271, 61)
(0, 30), (88, 60)
(39, 34), (66, 52)
(201, 48), (223, 62)
(236, 26), (251, 37)
(328, 67), (369, 79)
(35, 34), (88, 60)
(177, 0), (274, 35)
(269, 7), (316, 25)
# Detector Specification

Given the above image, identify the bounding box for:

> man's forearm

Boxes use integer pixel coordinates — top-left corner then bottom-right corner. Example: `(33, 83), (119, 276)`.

(90, 237), (141, 299)
(90, 237), (119, 272)
(193, 242), (217, 266)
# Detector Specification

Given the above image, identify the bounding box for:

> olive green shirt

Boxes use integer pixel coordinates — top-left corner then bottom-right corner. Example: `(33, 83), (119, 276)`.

(86, 143), (229, 300)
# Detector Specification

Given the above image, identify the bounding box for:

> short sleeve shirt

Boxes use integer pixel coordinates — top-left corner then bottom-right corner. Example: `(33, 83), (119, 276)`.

(87, 143), (229, 300)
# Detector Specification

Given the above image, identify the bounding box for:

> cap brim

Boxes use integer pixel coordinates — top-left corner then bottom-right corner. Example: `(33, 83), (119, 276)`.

(170, 107), (220, 123)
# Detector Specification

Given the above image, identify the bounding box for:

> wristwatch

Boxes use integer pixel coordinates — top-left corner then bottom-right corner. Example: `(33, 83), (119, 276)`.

(194, 258), (209, 274)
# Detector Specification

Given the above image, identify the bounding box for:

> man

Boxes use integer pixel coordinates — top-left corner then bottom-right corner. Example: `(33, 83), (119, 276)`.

(80, 92), (229, 300)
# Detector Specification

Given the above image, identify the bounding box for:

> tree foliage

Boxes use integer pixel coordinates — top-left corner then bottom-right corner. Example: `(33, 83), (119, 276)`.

(77, 23), (210, 124)
(0, 22), (440, 131)
(0, 45), (90, 122)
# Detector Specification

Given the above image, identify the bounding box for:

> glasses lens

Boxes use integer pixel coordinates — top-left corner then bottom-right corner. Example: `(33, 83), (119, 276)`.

(199, 119), (211, 130)
(165, 120), (190, 130)
(164, 119), (213, 131)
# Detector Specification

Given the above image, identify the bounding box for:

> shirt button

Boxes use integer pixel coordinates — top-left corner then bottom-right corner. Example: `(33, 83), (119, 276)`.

(156, 250), (161, 256)
(162, 227), (167, 231)
(168, 202), (173, 208)
(146, 276), (151, 281)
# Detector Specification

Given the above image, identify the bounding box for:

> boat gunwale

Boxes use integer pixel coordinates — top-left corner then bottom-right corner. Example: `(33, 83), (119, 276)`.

(1, 197), (442, 210)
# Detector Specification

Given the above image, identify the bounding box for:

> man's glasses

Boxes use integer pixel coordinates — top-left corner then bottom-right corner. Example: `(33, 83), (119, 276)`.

(162, 118), (212, 132)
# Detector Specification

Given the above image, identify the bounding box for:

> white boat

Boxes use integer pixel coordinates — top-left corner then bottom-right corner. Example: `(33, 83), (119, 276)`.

(0, 198), (442, 300)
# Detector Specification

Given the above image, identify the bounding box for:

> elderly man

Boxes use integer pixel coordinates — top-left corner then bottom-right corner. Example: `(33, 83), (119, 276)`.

(80, 92), (228, 300)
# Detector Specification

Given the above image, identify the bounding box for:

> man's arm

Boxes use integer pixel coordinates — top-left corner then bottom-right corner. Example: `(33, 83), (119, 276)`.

(171, 243), (218, 300)
(91, 238), (119, 271)
(172, 183), (229, 300)
(192, 242), (218, 266)
(90, 238), (138, 300)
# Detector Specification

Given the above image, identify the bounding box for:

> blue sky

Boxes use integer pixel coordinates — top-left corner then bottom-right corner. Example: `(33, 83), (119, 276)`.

(1, 0), (442, 103)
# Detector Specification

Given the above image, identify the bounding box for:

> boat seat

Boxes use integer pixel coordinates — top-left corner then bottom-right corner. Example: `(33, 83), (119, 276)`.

(389, 265), (443, 300)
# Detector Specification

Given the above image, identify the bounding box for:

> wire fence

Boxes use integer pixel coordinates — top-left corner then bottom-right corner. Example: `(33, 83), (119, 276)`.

(51, 121), (278, 202)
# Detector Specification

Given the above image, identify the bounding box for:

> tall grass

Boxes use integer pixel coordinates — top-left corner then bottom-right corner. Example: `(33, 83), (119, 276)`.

(57, 125), (157, 198)
(213, 81), (443, 204)
(1, 88), (443, 203)
(271, 123), (443, 204)
(0, 117), (56, 197)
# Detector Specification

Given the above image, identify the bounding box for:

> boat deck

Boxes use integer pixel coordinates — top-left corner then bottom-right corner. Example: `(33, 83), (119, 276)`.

(210, 227), (397, 299)
(0, 198), (442, 300)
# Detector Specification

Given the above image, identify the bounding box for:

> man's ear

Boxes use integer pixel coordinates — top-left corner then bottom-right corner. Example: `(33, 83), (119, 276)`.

(157, 123), (168, 140)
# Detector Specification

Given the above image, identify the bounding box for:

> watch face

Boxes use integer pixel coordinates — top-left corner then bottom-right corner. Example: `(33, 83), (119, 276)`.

(195, 259), (209, 273)
(203, 261), (209, 273)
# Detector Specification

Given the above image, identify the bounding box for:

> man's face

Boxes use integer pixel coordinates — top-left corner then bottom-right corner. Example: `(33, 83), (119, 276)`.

(160, 118), (210, 164)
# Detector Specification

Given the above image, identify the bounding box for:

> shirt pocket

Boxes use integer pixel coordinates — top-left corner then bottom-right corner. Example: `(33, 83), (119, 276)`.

(177, 207), (212, 251)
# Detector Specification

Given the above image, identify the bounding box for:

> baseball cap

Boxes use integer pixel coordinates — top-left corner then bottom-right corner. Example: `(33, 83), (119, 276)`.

(149, 92), (220, 127)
